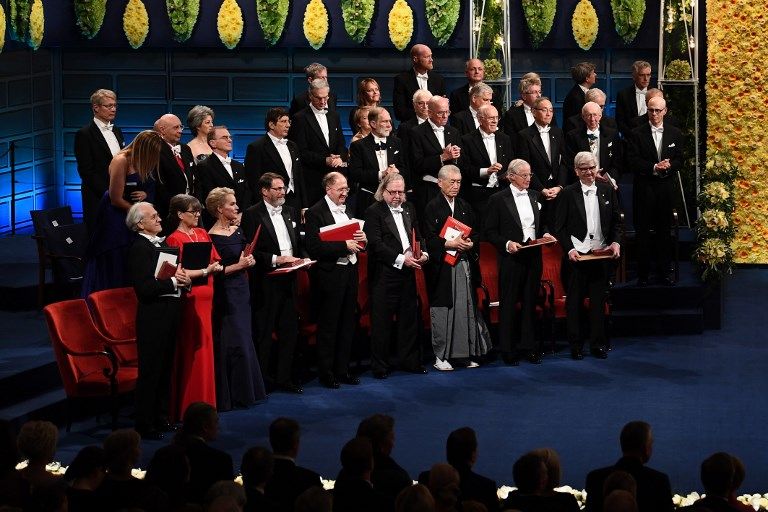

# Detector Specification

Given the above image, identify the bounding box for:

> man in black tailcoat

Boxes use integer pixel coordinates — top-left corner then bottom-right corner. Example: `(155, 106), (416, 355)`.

(289, 62), (338, 117)
(450, 83), (493, 137)
(615, 60), (652, 137)
(565, 102), (622, 188)
(392, 44), (446, 122)
(562, 62), (596, 127)
(154, 113), (196, 225)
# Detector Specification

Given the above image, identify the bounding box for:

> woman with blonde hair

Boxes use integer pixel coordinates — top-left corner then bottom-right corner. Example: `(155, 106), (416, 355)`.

(349, 78), (381, 134)
(82, 130), (162, 296)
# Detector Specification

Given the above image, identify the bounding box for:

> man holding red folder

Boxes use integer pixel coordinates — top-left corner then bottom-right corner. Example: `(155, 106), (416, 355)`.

(304, 172), (367, 388)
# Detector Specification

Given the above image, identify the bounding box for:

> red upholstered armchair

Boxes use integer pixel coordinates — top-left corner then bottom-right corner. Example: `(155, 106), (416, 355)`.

(43, 299), (138, 431)
(87, 287), (139, 367)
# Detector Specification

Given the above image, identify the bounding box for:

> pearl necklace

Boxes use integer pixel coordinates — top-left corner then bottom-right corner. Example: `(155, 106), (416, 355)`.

(178, 227), (199, 242)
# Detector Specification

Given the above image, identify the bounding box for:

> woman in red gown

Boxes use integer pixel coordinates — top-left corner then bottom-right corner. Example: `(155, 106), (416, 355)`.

(165, 194), (223, 421)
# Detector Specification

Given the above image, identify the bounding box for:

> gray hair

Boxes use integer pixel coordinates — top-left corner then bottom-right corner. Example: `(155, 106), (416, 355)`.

(126, 202), (151, 231)
(438, 165), (461, 180)
(304, 62), (327, 80)
(518, 73), (541, 94)
(412, 89), (433, 104)
(187, 105), (214, 135)
(374, 173), (404, 202)
(574, 151), (597, 170)
(90, 88), (116, 106)
(309, 78), (329, 94)
(585, 87), (606, 103)
(469, 82), (493, 99)
(507, 159), (530, 177)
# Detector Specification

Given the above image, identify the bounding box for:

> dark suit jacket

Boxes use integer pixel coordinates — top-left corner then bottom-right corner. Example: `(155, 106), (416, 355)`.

(422, 194), (479, 307)
(615, 85), (644, 136)
(563, 112), (618, 135)
(516, 124), (569, 192)
(449, 83), (473, 115)
(564, 126), (623, 179)
(370, 453), (412, 504)
(363, 200), (422, 283)
(288, 107), (348, 205)
(392, 69), (446, 122)
(410, 121), (462, 183)
(128, 236), (177, 303)
(74, 120), (125, 229)
(678, 496), (743, 512)
(264, 457), (322, 512)
(332, 476), (389, 512)
(156, 143), (196, 222)
(626, 123), (683, 180)
(289, 89), (338, 118)
(562, 84), (587, 126)
(243, 135), (307, 209)
(451, 109), (478, 136)
(349, 133), (409, 195)
(584, 457), (674, 512)
(417, 464), (499, 512)
(460, 129), (514, 192)
(195, 154), (252, 223)
(555, 181), (620, 254)
(304, 198), (357, 272)
(502, 104), (557, 143)
(485, 186), (546, 249)
(630, 111), (680, 130)
(175, 435), (234, 504)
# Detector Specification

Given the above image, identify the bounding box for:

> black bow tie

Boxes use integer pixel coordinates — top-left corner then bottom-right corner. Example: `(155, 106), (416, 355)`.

(374, 142), (386, 150)
(587, 134), (598, 141)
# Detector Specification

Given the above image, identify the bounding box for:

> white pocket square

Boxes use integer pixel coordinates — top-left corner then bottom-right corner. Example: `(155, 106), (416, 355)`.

(394, 150), (399, 154)
(668, 143), (676, 148)
(292, 221), (297, 228)
(537, 202), (542, 210)
(604, 200), (610, 205)
(607, 141), (613, 147)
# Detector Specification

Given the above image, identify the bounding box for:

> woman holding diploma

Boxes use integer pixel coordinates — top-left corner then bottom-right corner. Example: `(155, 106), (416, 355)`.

(165, 194), (223, 420)
(206, 187), (266, 410)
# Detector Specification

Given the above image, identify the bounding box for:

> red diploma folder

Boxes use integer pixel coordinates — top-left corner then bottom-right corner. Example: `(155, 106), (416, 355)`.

(156, 261), (177, 280)
(243, 225), (262, 257)
(411, 228), (421, 260)
(319, 219), (365, 249)
(518, 237), (557, 250)
(439, 217), (472, 266)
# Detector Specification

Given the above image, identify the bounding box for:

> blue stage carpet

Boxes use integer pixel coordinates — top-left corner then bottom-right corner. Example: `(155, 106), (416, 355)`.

(54, 269), (768, 494)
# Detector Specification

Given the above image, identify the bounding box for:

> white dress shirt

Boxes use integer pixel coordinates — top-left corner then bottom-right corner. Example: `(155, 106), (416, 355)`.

(324, 195), (356, 265)
(523, 105), (535, 126)
(268, 133), (295, 193)
(311, 104), (330, 146)
(536, 124), (552, 167)
(139, 233), (180, 297)
(416, 72), (429, 91)
(635, 87), (648, 116)
(511, 185), (536, 242)
(479, 129), (498, 188)
(94, 117), (121, 156)
(570, 184), (605, 253)
(390, 206), (410, 269)
(266, 203), (293, 265)
(214, 152), (233, 179)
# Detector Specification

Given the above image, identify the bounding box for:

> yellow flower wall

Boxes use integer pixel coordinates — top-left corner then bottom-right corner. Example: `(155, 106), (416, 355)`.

(707, 0), (768, 263)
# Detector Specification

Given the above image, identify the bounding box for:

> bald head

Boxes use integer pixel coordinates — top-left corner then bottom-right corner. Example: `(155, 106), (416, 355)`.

(465, 58), (485, 85)
(647, 96), (667, 127)
(154, 114), (183, 145)
(411, 44), (433, 73)
(581, 101), (602, 131)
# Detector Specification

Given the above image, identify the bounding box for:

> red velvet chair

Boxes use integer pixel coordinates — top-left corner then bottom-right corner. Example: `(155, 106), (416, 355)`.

(356, 251), (371, 336)
(87, 287), (139, 367)
(295, 269), (318, 346)
(43, 299), (138, 431)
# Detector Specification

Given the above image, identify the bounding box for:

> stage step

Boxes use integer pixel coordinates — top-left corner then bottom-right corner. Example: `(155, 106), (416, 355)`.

(611, 307), (703, 336)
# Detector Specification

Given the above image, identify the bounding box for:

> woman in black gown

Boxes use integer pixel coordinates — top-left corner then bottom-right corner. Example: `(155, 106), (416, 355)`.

(205, 187), (266, 410)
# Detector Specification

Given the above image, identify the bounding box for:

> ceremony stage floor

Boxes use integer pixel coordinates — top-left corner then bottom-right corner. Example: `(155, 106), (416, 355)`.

(1, 234), (766, 495)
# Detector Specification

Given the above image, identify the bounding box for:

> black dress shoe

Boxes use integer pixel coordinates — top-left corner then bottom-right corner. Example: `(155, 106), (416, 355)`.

(372, 370), (389, 380)
(501, 353), (520, 366)
(570, 347), (584, 360)
(402, 365), (428, 374)
(137, 429), (164, 441)
(591, 347), (608, 359)
(337, 373), (360, 385)
(278, 382), (303, 394)
(526, 351), (542, 364)
(320, 375), (340, 389)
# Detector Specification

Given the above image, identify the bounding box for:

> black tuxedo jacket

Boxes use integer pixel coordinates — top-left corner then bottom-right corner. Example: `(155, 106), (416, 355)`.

(264, 458), (322, 512)
(241, 201), (301, 272)
(585, 457), (673, 512)
(392, 68), (446, 121)
(417, 464), (498, 512)
(562, 84), (587, 125)
(450, 109), (478, 136)
(626, 123), (683, 180)
(449, 83), (473, 114)
(363, 200), (422, 281)
(630, 111), (680, 130)
(288, 107), (347, 205)
(74, 120), (125, 228)
(502, 104), (557, 142)
(243, 135), (307, 209)
(460, 129), (514, 189)
(128, 236), (177, 303)
(564, 112), (618, 135)
(195, 155), (252, 213)
(555, 181), (620, 254)
(156, 143), (196, 222)
(564, 125), (623, 178)
(615, 84), (644, 136)
(176, 436), (234, 504)
(333, 476), (389, 512)
(349, 133), (409, 193)
(422, 195), (479, 307)
(304, 198), (358, 272)
(516, 124), (568, 191)
(410, 121), (462, 183)
(289, 89), (338, 118)
(485, 186), (546, 250)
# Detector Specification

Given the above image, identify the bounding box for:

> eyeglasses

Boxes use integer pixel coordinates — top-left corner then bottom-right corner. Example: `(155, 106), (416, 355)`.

(385, 189), (405, 195)
(185, 209), (201, 215)
(522, 90), (541, 96)
(480, 116), (499, 121)
(431, 110), (450, 117)
(647, 108), (665, 114)
(217, 135), (233, 140)
(99, 103), (117, 110)
(332, 187), (350, 193)
(270, 186), (287, 192)
(514, 173), (532, 179)
(577, 165), (597, 172)
(536, 108), (554, 113)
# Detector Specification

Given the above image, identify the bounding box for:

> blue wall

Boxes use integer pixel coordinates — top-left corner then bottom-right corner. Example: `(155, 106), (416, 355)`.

(0, 46), (656, 235)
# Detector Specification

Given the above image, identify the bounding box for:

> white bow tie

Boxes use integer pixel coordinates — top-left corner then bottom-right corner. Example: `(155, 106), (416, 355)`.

(587, 130), (599, 137)
(583, 186), (597, 195)
(636, 88), (648, 95)
(390, 206), (403, 214)
(102, 123), (113, 132)
(171, 145), (181, 157)
(416, 73), (428, 80)
(513, 191), (528, 198)
(148, 235), (165, 244)
(274, 138), (288, 145)
(482, 134), (495, 141)
(222, 157), (232, 165)
(651, 126), (664, 134)
(433, 126), (444, 133)
(269, 206), (283, 216)
(331, 205), (346, 214)
(538, 126), (550, 134)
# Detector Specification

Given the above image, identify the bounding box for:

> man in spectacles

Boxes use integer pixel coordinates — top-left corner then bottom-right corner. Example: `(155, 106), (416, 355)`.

(555, 151), (620, 360)
(304, 172), (367, 389)
(75, 88), (125, 235)
(501, 73), (558, 145)
(626, 96), (683, 287)
(450, 82), (494, 137)
(629, 88), (680, 131)
(195, 125), (252, 228)
(363, 173), (429, 379)
(562, 87), (618, 134)
(486, 159), (556, 366)
(565, 102), (622, 190)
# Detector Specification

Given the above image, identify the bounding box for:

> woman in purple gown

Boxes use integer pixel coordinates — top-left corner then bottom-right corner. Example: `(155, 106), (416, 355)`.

(205, 187), (267, 410)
